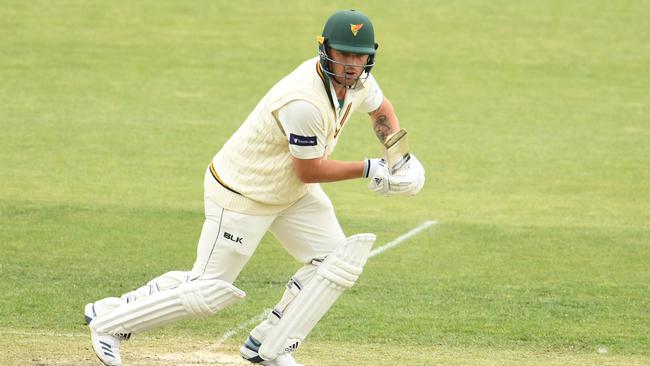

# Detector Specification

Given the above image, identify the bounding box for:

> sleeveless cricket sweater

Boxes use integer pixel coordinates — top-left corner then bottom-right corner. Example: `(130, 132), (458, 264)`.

(209, 57), (376, 215)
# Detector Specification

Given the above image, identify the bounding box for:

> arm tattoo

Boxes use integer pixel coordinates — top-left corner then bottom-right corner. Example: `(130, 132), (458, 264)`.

(373, 115), (393, 143)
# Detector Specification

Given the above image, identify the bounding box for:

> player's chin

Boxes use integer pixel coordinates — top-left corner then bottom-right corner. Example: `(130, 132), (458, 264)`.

(344, 75), (359, 86)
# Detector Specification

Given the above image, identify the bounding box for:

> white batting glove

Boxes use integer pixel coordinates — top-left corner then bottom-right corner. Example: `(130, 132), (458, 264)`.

(367, 166), (390, 195)
(366, 160), (410, 196)
(363, 158), (387, 178)
(365, 158), (392, 196)
(368, 154), (425, 196)
(392, 154), (425, 195)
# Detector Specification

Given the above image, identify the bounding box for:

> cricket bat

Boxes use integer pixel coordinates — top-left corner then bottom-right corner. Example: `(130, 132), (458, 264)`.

(383, 129), (411, 174)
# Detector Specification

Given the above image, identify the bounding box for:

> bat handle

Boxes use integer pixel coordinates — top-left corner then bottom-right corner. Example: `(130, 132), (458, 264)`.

(390, 153), (411, 174)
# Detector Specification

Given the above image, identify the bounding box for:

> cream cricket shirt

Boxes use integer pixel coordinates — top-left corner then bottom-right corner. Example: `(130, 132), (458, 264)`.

(208, 57), (383, 214)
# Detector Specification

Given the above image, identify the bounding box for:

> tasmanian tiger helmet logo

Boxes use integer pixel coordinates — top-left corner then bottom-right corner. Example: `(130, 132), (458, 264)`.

(350, 23), (364, 36)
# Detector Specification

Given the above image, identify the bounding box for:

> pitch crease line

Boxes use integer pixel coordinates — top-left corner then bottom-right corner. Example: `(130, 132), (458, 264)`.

(369, 220), (437, 258)
(212, 309), (270, 347)
(213, 220), (437, 347)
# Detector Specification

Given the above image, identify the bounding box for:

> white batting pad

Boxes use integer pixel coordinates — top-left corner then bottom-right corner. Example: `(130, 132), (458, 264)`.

(249, 265), (317, 344)
(90, 278), (245, 335)
(258, 233), (375, 360)
(121, 270), (191, 304)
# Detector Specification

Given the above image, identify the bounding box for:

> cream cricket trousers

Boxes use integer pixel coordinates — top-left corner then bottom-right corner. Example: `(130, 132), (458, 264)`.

(189, 171), (347, 283)
(88, 168), (347, 339)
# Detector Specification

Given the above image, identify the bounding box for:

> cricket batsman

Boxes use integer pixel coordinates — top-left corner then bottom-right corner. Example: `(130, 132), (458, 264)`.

(84, 9), (425, 366)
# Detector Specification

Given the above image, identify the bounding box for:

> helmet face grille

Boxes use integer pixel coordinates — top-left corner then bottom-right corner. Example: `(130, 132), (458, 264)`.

(318, 42), (376, 89)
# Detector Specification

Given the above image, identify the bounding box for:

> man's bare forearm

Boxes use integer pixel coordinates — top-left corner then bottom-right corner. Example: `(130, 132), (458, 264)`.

(369, 97), (400, 143)
(292, 157), (365, 183)
(373, 114), (394, 143)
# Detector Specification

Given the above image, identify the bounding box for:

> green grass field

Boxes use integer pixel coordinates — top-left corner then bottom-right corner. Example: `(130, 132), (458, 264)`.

(1, 1), (649, 365)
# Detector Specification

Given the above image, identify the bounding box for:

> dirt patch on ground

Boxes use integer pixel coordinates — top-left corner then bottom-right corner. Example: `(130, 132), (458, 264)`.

(4, 330), (650, 366)
(1, 330), (249, 366)
(144, 349), (249, 365)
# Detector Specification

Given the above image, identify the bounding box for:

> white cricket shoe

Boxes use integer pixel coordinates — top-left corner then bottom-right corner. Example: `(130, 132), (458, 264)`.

(261, 353), (304, 366)
(89, 326), (122, 366)
(85, 301), (129, 366)
(240, 335), (304, 366)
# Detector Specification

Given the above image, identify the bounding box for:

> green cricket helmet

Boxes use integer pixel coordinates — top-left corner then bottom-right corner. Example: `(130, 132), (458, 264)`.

(318, 9), (379, 87)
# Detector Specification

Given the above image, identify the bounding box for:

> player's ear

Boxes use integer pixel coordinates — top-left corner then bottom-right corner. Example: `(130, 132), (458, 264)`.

(364, 43), (378, 73)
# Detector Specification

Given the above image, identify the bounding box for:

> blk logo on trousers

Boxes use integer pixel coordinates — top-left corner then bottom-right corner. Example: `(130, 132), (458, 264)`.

(224, 232), (243, 244)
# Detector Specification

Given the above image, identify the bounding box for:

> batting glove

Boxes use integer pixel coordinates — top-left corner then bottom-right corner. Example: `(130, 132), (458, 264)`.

(363, 158), (387, 178)
(392, 154), (425, 195)
(367, 154), (425, 196)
